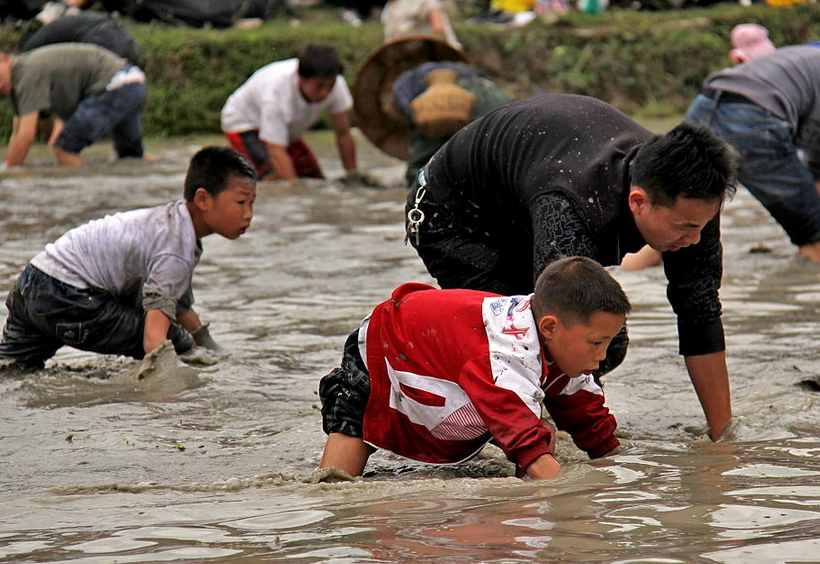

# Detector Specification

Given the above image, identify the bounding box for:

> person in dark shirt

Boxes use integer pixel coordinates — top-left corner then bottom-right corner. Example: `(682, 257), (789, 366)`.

(21, 11), (141, 65)
(392, 61), (512, 187)
(405, 93), (738, 441)
(0, 43), (151, 169)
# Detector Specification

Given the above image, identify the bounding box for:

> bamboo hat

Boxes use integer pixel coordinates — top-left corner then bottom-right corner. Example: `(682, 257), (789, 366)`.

(352, 35), (470, 160)
(410, 68), (476, 137)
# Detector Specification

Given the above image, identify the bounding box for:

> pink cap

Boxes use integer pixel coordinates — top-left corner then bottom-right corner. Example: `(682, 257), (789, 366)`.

(729, 24), (776, 65)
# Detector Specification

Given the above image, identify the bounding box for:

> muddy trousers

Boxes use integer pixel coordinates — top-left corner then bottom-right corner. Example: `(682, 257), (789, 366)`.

(0, 265), (193, 368)
(319, 329), (370, 438)
(224, 132), (325, 181)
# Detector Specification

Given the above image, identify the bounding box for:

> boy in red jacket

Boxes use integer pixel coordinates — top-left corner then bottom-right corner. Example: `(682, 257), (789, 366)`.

(319, 256), (630, 480)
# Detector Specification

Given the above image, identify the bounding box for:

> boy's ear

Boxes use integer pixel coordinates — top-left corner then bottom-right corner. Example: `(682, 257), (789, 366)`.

(193, 187), (211, 209)
(537, 314), (559, 340)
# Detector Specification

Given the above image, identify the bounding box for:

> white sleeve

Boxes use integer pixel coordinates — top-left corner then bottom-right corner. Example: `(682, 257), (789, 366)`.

(326, 77), (353, 115)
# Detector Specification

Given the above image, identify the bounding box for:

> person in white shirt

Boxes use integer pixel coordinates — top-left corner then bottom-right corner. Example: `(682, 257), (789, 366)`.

(0, 147), (256, 370)
(221, 43), (364, 183)
(381, 0), (461, 50)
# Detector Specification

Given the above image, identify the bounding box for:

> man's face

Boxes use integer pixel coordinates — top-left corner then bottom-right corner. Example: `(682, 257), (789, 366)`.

(539, 311), (626, 378)
(298, 76), (336, 103)
(629, 187), (721, 253)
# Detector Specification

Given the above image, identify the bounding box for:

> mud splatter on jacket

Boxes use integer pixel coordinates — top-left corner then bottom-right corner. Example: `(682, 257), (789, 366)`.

(422, 93), (724, 356)
(361, 283), (619, 470)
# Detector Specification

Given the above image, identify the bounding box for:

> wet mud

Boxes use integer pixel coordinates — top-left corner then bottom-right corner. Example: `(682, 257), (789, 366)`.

(1, 131), (820, 563)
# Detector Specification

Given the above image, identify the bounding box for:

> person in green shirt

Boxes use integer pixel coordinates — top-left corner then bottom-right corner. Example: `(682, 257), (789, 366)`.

(0, 43), (151, 169)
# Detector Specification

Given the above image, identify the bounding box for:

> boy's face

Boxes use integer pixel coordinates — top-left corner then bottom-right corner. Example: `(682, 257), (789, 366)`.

(198, 177), (256, 239)
(298, 76), (336, 103)
(538, 311), (625, 378)
(629, 187), (721, 253)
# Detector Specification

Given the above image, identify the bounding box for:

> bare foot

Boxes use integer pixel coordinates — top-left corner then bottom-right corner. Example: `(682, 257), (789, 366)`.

(0, 163), (26, 175)
(142, 152), (160, 162)
(52, 147), (84, 167)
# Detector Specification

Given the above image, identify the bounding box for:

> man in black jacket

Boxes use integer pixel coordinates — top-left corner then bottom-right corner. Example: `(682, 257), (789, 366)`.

(405, 93), (738, 441)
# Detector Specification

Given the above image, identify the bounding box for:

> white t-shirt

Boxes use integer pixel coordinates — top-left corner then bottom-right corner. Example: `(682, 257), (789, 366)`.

(220, 58), (353, 146)
(30, 200), (200, 320)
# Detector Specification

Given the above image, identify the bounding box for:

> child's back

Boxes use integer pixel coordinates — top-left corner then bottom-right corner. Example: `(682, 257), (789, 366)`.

(319, 256), (631, 479)
(31, 201), (198, 316)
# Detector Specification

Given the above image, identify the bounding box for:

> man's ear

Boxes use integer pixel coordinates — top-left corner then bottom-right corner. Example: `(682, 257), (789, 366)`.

(628, 186), (649, 216)
(537, 314), (559, 340)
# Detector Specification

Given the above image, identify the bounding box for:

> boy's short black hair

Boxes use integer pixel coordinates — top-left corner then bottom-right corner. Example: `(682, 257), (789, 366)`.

(297, 43), (344, 79)
(531, 256), (631, 326)
(630, 122), (738, 207)
(183, 146), (256, 201)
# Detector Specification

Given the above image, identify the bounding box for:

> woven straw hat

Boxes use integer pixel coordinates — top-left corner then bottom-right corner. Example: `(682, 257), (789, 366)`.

(410, 68), (476, 137)
(352, 35), (470, 160)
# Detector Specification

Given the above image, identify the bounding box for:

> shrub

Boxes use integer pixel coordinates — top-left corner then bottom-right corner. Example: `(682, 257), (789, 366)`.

(1, 3), (819, 139)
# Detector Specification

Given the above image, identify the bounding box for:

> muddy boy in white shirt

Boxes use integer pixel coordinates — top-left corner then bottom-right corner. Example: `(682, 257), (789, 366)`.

(221, 43), (364, 183)
(0, 146), (256, 370)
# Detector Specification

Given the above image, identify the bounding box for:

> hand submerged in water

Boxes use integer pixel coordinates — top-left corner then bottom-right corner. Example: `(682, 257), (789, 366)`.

(190, 322), (224, 353)
(685, 417), (738, 442)
(339, 170), (381, 188)
(129, 340), (202, 400)
(137, 340), (181, 380)
(181, 323), (229, 366)
(179, 347), (224, 366)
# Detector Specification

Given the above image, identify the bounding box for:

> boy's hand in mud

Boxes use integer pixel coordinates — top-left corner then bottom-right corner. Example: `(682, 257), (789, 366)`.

(190, 322), (225, 353)
(179, 347), (223, 366)
(137, 339), (174, 380)
(340, 170), (381, 188)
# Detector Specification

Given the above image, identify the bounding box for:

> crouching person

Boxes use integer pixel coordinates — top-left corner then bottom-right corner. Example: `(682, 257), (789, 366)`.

(0, 146), (256, 370)
(319, 256), (630, 480)
(1, 43), (153, 169)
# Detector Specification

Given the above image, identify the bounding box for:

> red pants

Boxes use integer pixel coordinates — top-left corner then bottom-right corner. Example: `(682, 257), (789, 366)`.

(224, 131), (325, 180)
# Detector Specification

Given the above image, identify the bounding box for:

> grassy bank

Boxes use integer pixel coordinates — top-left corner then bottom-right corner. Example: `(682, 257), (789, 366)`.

(1, 3), (819, 140)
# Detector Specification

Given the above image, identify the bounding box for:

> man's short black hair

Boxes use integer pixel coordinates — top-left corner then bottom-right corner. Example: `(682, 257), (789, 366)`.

(183, 146), (256, 201)
(297, 43), (344, 79)
(630, 122), (738, 207)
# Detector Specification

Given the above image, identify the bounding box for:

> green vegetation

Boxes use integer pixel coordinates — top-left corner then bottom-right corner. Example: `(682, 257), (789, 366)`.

(1, 3), (819, 140)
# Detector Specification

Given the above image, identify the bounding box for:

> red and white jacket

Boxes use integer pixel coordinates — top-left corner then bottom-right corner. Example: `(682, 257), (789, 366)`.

(360, 283), (619, 471)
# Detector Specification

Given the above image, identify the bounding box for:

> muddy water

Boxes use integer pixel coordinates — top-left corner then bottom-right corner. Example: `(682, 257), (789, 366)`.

(1, 130), (820, 563)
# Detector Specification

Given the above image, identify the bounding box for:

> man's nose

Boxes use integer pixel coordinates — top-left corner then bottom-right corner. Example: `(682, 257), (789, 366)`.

(683, 230), (702, 246)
